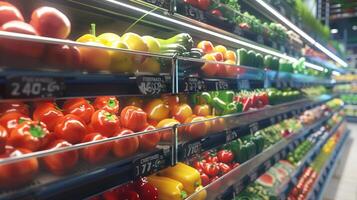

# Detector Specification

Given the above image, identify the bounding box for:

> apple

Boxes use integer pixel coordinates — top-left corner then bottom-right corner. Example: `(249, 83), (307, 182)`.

(45, 44), (81, 68)
(184, 115), (209, 139)
(201, 54), (217, 76)
(0, 1), (24, 26)
(171, 103), (193, 123)
(193, 104), (211, 116)
(197, 40), (214, 54)
(144, 98), (170, 121)
(30, 7), (71, 39)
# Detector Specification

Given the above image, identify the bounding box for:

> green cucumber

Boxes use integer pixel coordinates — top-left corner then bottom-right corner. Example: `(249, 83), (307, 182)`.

(237, 48), (248, 66)
(247, 50), (256, 68)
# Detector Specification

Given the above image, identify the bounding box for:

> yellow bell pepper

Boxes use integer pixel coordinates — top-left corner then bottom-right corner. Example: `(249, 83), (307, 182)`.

(158, 162), (201, 194)
(147, 175), (188, 200)
(191, 186), (207, 200)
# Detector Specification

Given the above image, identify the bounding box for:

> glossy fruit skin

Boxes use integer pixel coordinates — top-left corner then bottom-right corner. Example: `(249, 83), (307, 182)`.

(77, 41), (111, 71)
(171, 103), (193, 123)
(33, 103), (64, 131)
(211, 52), (224, 61)
(144, 99), (170, 122)
(202, 163), (219, 177)
(193, 104), (211, 116)
(0, 20), (44, 58)
(42, 139), (79, 175)
(197, 41), (214, 54)
(30, 6), (71, 39)
(63, 98), (94, 124)
(217, 150), (234, 164)
(200, 173), (210, 186)
(224, 60), (238, 78)
(0, 101), (29, 116)
(54, 114), (87, 144)
(8, 120), (51, 151)
(93, 96), (119, 114)
(138, 125), (161, 151)
(0, 125), (7, 153)
(0, 146), (38, 189)
(218, 163), (231, 175)
(90, 109), (120, 137)
(197, 0), (210, 10)
(193, 160), (207, 170)
(201, 54), (218, 76)
(210, 9), (222, 17)
(156, 118), (180, 141)
(0, 2), (24, 26)
(112, 129), (139, 158)
(135, 177), (159, 200)
(125, 97), (144, 108)
(120, 106), (148, 132)
(80, 133), (112, 164)
(0, 111), (30, 133)
(45, 44), (81, 68)
(224, 50), (236, 61)
(184, 116), (208, 139)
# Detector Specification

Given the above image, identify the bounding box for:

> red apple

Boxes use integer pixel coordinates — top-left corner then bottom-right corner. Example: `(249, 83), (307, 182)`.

(0, 1), (24, 26)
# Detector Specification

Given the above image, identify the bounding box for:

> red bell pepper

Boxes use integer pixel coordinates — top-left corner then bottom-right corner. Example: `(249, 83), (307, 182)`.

(135, 177), (159, 200)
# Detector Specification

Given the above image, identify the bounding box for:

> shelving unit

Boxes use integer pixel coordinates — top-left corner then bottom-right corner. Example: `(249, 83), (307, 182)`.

(0, 0), (351, 200)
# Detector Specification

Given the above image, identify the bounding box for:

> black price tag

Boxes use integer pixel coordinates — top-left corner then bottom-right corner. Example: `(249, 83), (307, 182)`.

(283, 113), (288, 120)
(184, 77), (206, 92)
(133, 151), (166, 178)
(233, 26), (243, 35)
(291, 109), (298, 117)
(249, 122), (259, 134)
(257, 35), (264, 43)
(277, 115), (283, 122)
(182, 141), (202, 159)
(214, 80), (229, 90)
(137, 75), (166, 95)
(226, 129), (238, 143)
(6, 76), (65, 98)
(237, 80), (250, 90)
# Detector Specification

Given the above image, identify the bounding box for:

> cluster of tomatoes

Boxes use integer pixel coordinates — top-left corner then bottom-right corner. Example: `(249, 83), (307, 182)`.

(0, 96), (164, 189)
(288, 167), (318, 200)
(192, 149), (239, 186)
(0, 2), (82, 68)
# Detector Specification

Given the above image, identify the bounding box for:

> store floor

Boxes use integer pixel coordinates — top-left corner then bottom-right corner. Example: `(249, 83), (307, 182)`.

(323, 123), (357, 200)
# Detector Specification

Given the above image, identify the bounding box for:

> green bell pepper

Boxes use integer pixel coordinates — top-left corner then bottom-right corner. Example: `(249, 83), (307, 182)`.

(217, 90), (235, 103)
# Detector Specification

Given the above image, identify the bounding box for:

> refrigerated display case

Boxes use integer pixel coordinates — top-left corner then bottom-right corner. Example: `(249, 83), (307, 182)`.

(0, 0), (350, 200)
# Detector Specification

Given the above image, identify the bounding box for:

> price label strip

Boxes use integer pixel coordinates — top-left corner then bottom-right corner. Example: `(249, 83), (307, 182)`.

(182, 141), (202, 159)
(237, 80), (250, 90)
(214, 80), (229, 90)
(226, 129), (238, 143)
(137, 75), (167, 95)
(144, 0), (169, 8)
(183, 77), (206, 92)
(6, 76), (65, 98)
(249, 122), (259, 134)
(184, 5), (204, 21)
(133, 151), (166, 178)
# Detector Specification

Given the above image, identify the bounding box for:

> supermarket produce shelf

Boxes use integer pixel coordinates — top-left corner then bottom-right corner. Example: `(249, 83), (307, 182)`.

(306, 129), (350, 200)
(314, 130), (350, 200)
(50, 0), (332, 72)
(279, 118), (346, 199)
(0, 95), (336, 200)
(178, 94), (336, 161)
(184, 105), (342, 200)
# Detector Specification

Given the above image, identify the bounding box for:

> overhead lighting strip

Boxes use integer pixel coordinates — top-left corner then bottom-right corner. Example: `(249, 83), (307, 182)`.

(254, 0), (348, 67)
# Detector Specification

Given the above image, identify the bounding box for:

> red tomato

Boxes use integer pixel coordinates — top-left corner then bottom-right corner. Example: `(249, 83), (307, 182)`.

(197, 41), (214, 54)
(120, 191), (140, 200)
(217, 150), (234, 164)
(0, 101), (29, 116)
(33, 100), (55, 108)
(93, 96), (120, 114)
(0, 125), (7, 153)
(0, 146), (38, 189)
(193, 159), (206, 170)
(30, 7), (71, 39)
(103, 190), (118, 200)
(80, 133), (112, 164)
(197, 0), (211, 10)
(200, 172), (210, 186)
(210, 9), (222, 17)
(0, 20), (44, 58)
(120, 106), (147, 132)
(218, 162), (231, 175)
(42, 139), (78, 175)
(0, 1), (24, 26)
(0, 111), (30, 133)
(209, 175), (219, 183)
(63, 98), (94, 124)
(45, 44), (82, 68)
(183, 0), (198, 7)
(90, 110), (120, 137)
(138, 125), (161, 151)
(134, 177), (159, 200)
(54, 114), (87, 144)
(112, 129), (139, 158)
(8, 120), (51, 151)
(202, 162), (219, 177)
(33, 102), (63, 131)
(206, 154), (218, 163)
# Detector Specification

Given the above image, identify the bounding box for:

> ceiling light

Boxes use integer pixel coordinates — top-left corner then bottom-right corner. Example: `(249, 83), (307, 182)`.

(331, 29), (338, 34)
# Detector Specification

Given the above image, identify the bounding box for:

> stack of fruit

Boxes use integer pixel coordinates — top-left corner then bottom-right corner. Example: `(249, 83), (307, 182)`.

(236, 160), (295, 200)
(190, 149), (239, 186)
(266, 88), (303, 105)
(287, 140), (314, 165)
